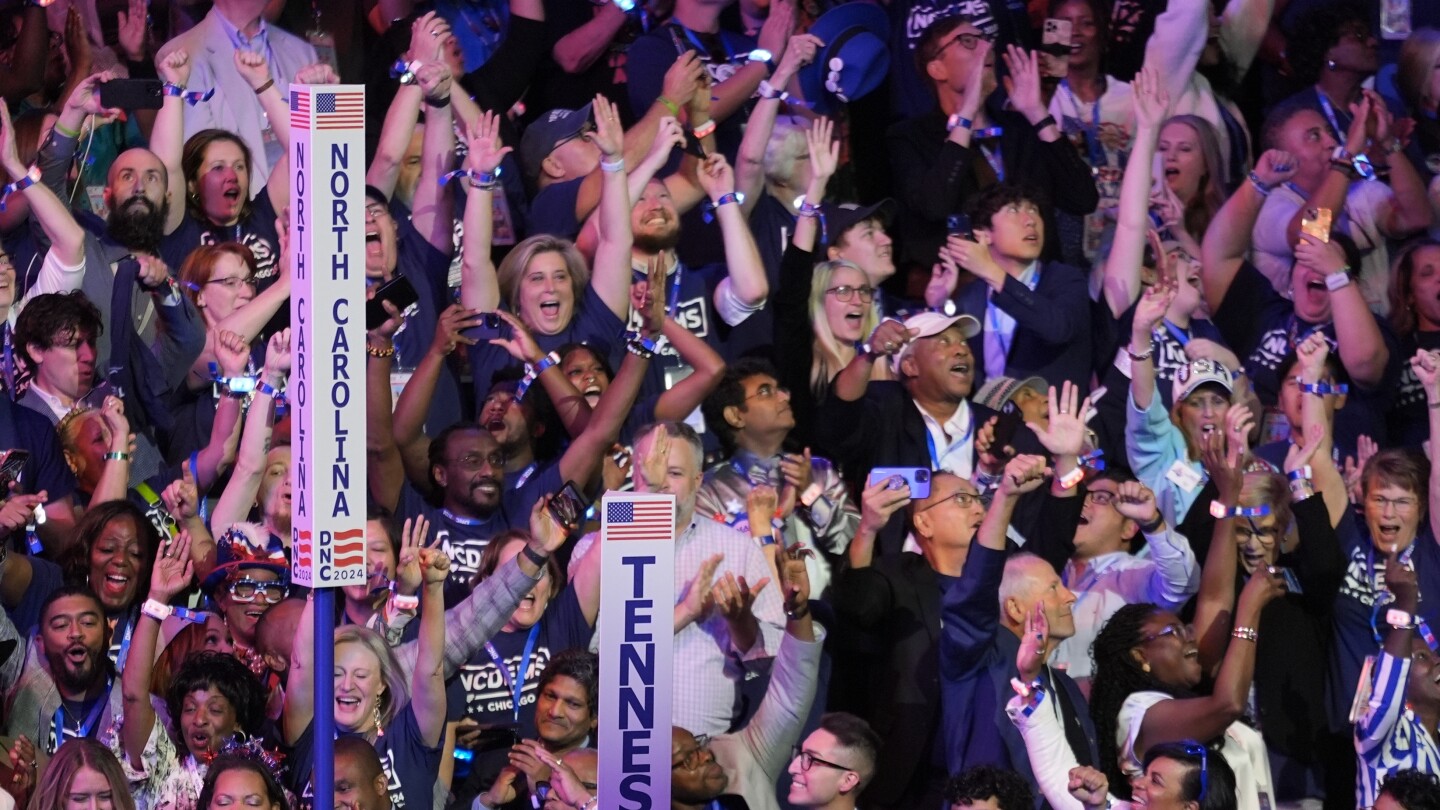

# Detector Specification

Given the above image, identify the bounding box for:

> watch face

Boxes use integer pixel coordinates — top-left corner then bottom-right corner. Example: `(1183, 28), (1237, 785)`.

(1353, 154), (1375, 180)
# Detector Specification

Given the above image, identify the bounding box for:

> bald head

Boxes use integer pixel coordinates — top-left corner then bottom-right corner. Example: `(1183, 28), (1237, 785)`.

(255, 597), (305, 671)
(335, 736), (389, 810)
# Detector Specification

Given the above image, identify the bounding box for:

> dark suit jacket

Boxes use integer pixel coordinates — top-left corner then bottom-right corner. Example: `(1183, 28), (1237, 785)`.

(954, 261), (1093, 396)
(817, 381), (955, 556)
(834, 553), (944, 806)
(941, 545), (1100, 809)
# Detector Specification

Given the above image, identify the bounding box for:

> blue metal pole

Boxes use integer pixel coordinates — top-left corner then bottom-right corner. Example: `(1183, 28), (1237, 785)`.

(314, 587), (336, 810)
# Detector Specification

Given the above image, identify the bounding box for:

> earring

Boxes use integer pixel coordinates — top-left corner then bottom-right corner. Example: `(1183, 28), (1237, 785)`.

(372, 702), (385, 737)
(1142, 662), (1151, 673)
(1326, 59), (1337, 71)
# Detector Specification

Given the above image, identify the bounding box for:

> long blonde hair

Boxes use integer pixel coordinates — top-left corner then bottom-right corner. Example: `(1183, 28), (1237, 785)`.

(809, 260), (879, 396)
(29, 740), (136, 810)
(334, 625), (408, 729)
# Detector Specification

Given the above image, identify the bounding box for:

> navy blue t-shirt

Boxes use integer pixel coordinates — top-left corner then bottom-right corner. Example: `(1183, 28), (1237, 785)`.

(388, 201), (464, 434)
(631, 261), (726, 405)
(467, 284), (626, 407)
(1329, 518), (1440, 728)
(160, 186), (281, 286)
(398, 463), (559, 595)
(626, 24), (754, 163)
(0, 395), (76, 503)
(526, 178), (584, 241)
(1211, 261), (1402, 452)
(291, 703), (441, 810)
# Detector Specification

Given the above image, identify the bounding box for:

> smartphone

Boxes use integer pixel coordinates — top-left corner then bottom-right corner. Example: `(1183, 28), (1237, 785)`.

(947, 214), (974, 241)
(459, 312), (504, 343)
(99, 79), (164, 111)
(683, 128), (708, 159)
(468, 724), (521, 753)
(867, 467), (931, 499)
(990, 401), (1024, 456)
(1275, 566), (1304, 594)
(0, 449), (29, 492)
(1300, 208), (1333, 243)
(1042, 18), (1074, 49)
(366, 276), (420, 330)
(547, 481), (589, 532)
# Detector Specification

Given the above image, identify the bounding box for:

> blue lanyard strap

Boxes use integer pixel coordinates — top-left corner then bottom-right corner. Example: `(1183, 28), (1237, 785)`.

(1158, 319), (1191, 347)
(979, 143), (1005, 182)
(673, 24), (736, 62)
(113, 608), (137, 670)
(51, 676), (114, 753)
(924, 411), (974, 470)
(189, 451), (208, 526)
(1315, 89), (1345, 143)
(1060, 79), (1105, 169)
(484, 622), (542, 723)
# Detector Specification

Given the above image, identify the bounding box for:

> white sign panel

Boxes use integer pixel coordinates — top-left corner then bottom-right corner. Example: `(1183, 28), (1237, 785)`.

(598, 493), (676, 809)
(289, 83), (367, 589)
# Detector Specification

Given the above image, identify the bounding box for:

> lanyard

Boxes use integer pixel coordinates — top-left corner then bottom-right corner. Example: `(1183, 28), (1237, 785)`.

(485, 622), (542, 723)
(924, 411), (973, 470)
(666, 263), (685, 319)
(1, 323), (13, 398)
(50, 677), (113, 753)
(979, 143), (1005, 182)
(189, 452), (208, 526)
(1159, 319), (1191, 347)
(672, 24), (736, 62)
(1060, 79), (1105, 169)
(1368, 544), (1430, 646)
(511, 463), (537, 491)
(441, 508), (487, 527)
(1316, 89), (1346, 143)
(112, 608), (137, 670)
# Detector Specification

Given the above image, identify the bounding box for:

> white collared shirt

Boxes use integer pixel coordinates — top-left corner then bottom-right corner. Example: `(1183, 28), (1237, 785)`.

(916, 399), (975, 479)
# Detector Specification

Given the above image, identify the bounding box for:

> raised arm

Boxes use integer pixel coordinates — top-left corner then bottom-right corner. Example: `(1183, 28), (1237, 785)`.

(121, 533), (193, 769)
(209, 217), (293, 352)
(699, 154), (768, 316)
(587, 95), (637, 321)
(368, 14), (446, 198)
(1413, 350), (1440, 543)
(211, 331), (290, 533)
(366, 301), (407, 512)
(793, 118), (837, 253)
(555, 325), (652, 489)
(410, 61), (459, 256)
(1135, 567), (1284, 755)
(1200, 149), (1295, 313)
(411, 517), (448, 746)
(734, 34), (821, 212)
(153, 52), (191, 236)
(1284, 99), (1370, 250)
(0, 103), (83, 268)
(1369, 98), (1434, 238)
(283, 591), (317, 743)
(488, 310), (592, 437)
(458, 111), (511, 313)
(85, 397), (134, 508)
(1293, 234), (1388, 387)
(652, 315), (726, 422)
(1126, 280), (1176, 412)
(1192, 435), (1244, 671)
(1102, 68), (1168, 318)
(393, 306), (479, 489)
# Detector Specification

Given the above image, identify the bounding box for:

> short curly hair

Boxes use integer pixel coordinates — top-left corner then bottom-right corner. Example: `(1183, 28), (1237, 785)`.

(945, 765), (1034, 810)
(1285, 0), (1371, 84)
(14, 291), (102, 360)
(1380, 769), (1440, 809)
(166, 651), (269, 741)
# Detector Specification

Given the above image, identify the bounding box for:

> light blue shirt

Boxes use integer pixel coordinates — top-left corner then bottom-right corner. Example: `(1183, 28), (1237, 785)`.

(983, 261), (1040, 381)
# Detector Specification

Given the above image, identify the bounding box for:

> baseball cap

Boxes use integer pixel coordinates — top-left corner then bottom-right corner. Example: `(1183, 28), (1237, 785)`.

(824, 199), (896, 245)
(520, 103), (595, 180)
(893, 311), (981, 368)
(974, 375), (1046, 413)
(1172, 358), (1234, 403)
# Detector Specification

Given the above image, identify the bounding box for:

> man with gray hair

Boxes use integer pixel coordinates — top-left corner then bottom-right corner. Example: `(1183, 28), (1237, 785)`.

(938, 454), (1099, 807)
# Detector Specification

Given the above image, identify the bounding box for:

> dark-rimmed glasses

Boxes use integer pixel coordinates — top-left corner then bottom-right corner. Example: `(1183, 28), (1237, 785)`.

(673, 735), (711, 770)
(936, 31), (992, 57)
(1083, 489), (1117, 507)
(206, 276), (258, 292)
(824, 284), (875, 303)
(792, 746), (855, 773)
(745, 383), (789, 401)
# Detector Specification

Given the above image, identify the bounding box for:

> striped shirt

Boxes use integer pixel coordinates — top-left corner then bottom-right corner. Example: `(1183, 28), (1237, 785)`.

(1355, 652), (1440, 808)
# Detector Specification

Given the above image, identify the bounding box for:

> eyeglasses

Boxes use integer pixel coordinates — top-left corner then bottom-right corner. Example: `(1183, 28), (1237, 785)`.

(920, 489), (982, 512)
(226, 579), (289, 604)
(554, 121), (598, 151)
(1368, 495), (1419, 512)
(1140, 623), (1191, 644)
(792, 747), (855, 773)
(744, 383), (789, 401)
(448, 452), (506, 471)
(364, 204), (390, 221)
(824, 284), (875, 303)
(1083, 489), (1118, 507)
(1236, 520), (1279, 543)
(1178, 743), (1210, 802)
(673, 735), (712, 771)
(936, 31), (992, 57)
(206, 276), (258, 291)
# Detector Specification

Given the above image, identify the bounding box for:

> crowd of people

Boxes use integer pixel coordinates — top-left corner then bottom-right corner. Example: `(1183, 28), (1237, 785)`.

(1, 0), (1440, 809)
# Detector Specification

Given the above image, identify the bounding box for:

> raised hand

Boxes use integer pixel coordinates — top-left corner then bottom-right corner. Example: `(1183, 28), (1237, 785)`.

(365, 285), (405, 342)
(773, 33), (823, 86)
(234, 49), (272, 91)
(1016, 602), (1048, 683)
(1384, 549), (1419, 609)
(264, 328), (292, 377)
(1068, 767), (1110, 810)
(1000, 46), (1046, 123)
(295, 63), (341, 85)
(1344, 93), (1373, 156)
(396, 516), (433, 595)
(866, 318), (915, 358)
(488, 310), (544, 365)
(1200, 431), (1243, 508)
(1412, 349), (1440, 400)
(678, 553), (723, 625)
(711, 571), (769, 624)
(1133, 279), (1176, 336)
(1252, 149), (1298, 187)
(644, 117), (686, 168)
(585, 95), (623, 161)
(974, 415), (1011, 472)
(161, 465), (199, 523)
(958, 38), (992, 117)
(527, 496), (569, 557)
(465, 110), (512, 175)
(429, 304), (481, 357)
(0, 102), (21, 179)
(1284, 423), (1323, 474)
(805, 117), (839, 187)
(925, 247), (960, 311)
(778, 545), (812, 616)
(408, 12), (452, 63)
(65, 70), (124, 119)
(697, 153), (737, 201)
(999, 454), (1051, 498)
(213, 329), (252, 378)
(1297, 330), (1330, 381)
(1112, 481), (1160, 527)
(858, 475), (911, 536)
(661, 51), (704, 109)
(1030, 382), (1092, 458)
(418, 543), (450, 586)
(97, 395), (133, 455)
(1132, 66), (1170, 131)
(116, 0), (148, 62)
(640, 424), (672, 491)
(1238, 562), (1288, 609)
(1224, 402), (1255, 460)
(148, 531), (194, 603)
(1294, 233), (1349, 275)
(414, 61), (453, 104)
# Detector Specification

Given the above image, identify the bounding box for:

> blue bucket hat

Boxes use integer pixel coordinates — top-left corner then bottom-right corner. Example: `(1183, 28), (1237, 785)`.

(798, 3), (890, 115)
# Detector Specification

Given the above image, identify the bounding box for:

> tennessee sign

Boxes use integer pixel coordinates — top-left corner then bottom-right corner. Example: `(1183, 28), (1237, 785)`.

(289, 84), (368, 589)
(598, 494), (676, 809)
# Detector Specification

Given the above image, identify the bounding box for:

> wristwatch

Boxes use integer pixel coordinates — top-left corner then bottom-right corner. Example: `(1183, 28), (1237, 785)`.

(1387, 608), (1416, 629)
(1324, 270), (1353, 292)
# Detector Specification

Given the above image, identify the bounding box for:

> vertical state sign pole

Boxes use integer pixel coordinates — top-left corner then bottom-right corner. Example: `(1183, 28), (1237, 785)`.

(599, 493), (677, 808)
(289, 82), (369, 810)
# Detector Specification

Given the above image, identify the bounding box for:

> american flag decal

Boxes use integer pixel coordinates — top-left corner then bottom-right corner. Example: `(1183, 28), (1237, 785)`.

(314, 91), (364, 130)
(604, 500), (672, 541)
(290, 90), (310, 131)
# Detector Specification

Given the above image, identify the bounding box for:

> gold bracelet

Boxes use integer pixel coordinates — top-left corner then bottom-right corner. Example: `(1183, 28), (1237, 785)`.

(366, 343), (396, 358)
